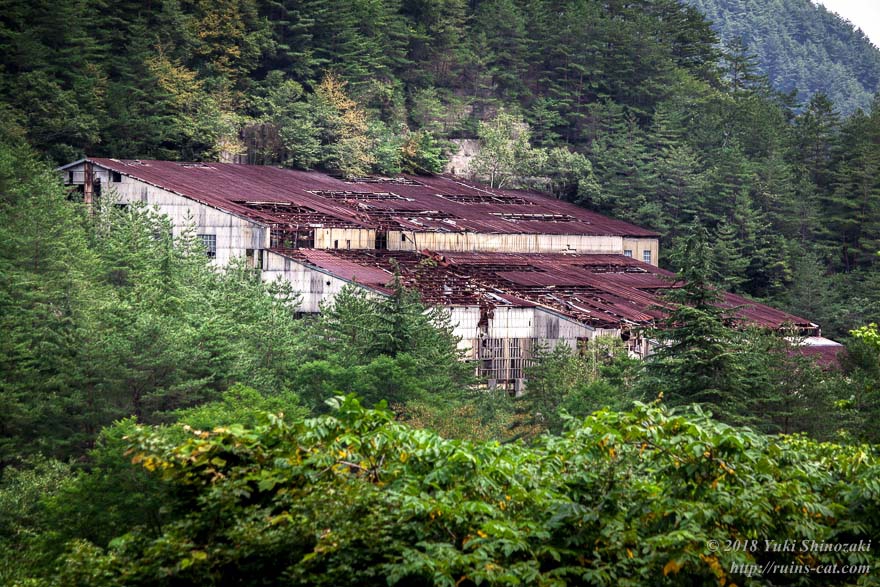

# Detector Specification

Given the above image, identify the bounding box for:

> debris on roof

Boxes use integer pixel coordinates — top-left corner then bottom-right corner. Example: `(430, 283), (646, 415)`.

(273, 248), (818, 332)
(85, 158), (659, 237)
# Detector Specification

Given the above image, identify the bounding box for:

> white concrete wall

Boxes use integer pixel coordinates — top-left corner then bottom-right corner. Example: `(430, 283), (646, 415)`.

(314, 227), (376, 249)
(623, 237), (659, 266)
(388, 231), (644, 255)
(448, 304), (600, 362)
(65, 163), (268, 266)
(261, 251), (377, 313)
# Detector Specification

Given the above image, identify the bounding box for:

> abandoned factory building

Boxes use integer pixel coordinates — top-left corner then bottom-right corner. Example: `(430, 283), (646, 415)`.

(59, 158), (839, 386)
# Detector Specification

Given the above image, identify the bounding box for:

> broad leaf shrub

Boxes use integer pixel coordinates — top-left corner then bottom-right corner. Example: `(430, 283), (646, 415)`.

(54, 396), (879, 587)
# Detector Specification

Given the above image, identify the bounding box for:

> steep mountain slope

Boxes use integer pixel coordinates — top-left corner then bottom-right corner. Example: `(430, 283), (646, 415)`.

(685, 0), (880, 114)
(2, 0), (880, 335)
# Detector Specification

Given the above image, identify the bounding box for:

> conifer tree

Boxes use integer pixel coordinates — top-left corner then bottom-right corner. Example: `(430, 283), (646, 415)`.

(641, 226), (745, 412)
(823, 99), (880, 270)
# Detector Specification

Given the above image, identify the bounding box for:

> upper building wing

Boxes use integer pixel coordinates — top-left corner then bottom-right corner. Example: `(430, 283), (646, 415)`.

(70, 158), (657, 238)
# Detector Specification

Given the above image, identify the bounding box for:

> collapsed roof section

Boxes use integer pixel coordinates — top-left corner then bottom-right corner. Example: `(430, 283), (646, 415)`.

(276, 248), (818, 333)
(80, 158), (659, 237)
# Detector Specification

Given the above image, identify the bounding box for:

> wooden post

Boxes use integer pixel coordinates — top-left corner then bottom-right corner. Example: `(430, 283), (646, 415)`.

(83, 160), (94, 207)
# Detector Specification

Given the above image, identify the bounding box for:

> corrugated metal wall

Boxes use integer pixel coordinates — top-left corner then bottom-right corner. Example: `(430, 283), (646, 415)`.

(64, 163), (267, 265)
(388, 231), (633, 256)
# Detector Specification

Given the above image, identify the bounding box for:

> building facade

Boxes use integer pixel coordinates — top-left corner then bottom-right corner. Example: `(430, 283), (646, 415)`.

(59, 158), (831, 387)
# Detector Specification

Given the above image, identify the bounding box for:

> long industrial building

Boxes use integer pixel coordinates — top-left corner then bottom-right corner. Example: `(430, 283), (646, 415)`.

(58, 158), (839, 386)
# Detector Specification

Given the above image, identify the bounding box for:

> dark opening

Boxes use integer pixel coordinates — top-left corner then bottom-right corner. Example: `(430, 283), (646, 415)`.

(111, 171), (122, 182)
(333, 239), (339, 249)
(376, 231), (387, 249)
(197, 234), (217, 259)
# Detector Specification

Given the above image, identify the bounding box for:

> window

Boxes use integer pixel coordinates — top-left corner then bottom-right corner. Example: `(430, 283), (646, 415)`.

(623, 249), (633, 257)
(111, 171), (122, 182)
(246, 248), (257, 268)
(642, 250), (652, 264)
(198, 234), (217, 258)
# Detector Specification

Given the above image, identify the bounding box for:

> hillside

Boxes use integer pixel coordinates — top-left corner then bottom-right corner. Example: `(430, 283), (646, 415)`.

(684, 0), (880, 114)
(1, 0), (879, 335)
(3, 4), (880, 584)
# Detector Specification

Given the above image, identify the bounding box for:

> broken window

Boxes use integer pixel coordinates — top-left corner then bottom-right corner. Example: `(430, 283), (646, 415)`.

(477, 338), (536, 384)
(490, 212), (577, 222)
(198, 234), (217, 258)
(111, 171), (122, 182)
(246, 248), (264, 269)
(436, 193), (532, 205)
(270, 228), (314, 249)
(310, 190), (409, 201)
(478, 338), (505, 381)
(343, 176), (423, 186)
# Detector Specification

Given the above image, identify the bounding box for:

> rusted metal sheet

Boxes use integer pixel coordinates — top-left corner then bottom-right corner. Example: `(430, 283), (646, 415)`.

(274, 248), (817, 333)
(84, 158), (658, 237)
(277, 249), (394, 289)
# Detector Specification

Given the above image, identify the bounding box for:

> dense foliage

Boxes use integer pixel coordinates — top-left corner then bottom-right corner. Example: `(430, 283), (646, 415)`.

(3, 397), (879, 586)
(685, 0), (880, 115)
(0, 139), (475, 467)
(3, 0), (879, 336)
(2, 3), (880, 584)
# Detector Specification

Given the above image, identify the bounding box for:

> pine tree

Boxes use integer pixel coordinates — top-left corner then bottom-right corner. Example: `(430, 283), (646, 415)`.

(822, 98), (880, 271)
(794, 93), (840, 190)
(712, 222), (749, 292)
(472, 0), (529, 101)
(641, 226), (745, 411)
(0, 139), (100, 463)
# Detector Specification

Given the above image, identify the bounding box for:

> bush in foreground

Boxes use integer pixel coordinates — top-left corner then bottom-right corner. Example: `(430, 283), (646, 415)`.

(26, 397), (880, 586)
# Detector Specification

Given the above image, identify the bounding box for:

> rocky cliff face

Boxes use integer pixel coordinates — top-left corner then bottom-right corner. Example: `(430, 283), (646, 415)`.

(444, 139), (481, 177)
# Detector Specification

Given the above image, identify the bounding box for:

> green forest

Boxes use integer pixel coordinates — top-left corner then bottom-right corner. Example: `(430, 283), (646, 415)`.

(686, 0), (880, 115)
(2, 0), (880, 585)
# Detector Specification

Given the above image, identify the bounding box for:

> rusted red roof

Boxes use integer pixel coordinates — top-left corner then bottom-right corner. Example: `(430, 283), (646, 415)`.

(281, 249), (396, 292)
(274, 248), (817, 332)
(789, 337), (846, 369)
(84, 158), (658, 237)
